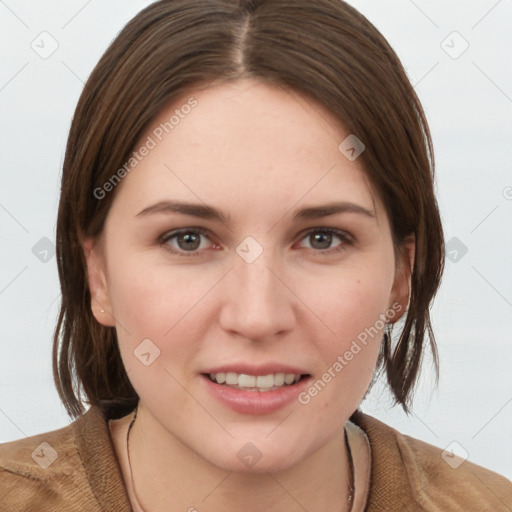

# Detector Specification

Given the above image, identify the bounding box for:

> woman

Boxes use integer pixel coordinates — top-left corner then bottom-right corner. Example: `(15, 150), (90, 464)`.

(1, 0), (510, 510)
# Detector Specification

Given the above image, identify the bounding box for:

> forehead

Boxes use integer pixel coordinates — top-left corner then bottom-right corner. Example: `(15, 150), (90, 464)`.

(107, 78), (382, 222)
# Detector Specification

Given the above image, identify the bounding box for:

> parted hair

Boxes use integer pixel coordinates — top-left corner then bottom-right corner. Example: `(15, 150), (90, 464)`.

(53, 0), (444, 419)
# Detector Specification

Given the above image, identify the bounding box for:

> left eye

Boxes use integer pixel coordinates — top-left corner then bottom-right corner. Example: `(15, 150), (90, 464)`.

(296, 228), (352, 253)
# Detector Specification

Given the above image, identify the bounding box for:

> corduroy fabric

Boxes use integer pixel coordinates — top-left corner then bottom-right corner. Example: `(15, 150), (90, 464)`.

(1, 406), (511, 511)
(351, 409), (512, 511)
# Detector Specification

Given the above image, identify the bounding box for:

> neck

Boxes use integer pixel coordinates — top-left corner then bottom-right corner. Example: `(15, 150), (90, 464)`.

(123, 403), (353, 512)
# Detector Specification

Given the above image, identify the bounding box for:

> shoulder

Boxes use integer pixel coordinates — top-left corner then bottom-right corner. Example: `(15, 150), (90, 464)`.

(0, 415), (93, 510)
(351, 410), (512, 511)
(0, 406), (130, 511)
(398, 429), (512, 510)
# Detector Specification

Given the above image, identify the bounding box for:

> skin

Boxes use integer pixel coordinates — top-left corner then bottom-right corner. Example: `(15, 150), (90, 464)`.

(83, 78), (414, 512)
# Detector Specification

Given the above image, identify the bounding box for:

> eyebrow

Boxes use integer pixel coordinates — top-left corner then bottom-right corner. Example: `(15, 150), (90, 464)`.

(135, 200), (375, 225)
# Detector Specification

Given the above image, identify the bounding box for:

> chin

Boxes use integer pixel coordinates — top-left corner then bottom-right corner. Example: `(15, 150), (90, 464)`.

(210, 450), (302, 475)
(197, 433), (315, 475)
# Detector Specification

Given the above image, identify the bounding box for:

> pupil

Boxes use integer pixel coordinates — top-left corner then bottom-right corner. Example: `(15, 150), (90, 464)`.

(312, 232), (331, 249)
(179, 233), (200, 251)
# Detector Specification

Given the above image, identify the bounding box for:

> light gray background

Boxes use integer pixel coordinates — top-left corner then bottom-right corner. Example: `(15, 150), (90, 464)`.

(1, 0), (511, 480)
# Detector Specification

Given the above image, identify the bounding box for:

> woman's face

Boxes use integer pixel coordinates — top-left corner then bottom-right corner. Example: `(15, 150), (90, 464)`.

(85, 78), (412, 472)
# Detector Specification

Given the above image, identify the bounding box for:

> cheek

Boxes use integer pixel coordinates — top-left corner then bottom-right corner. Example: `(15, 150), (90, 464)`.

(306, 261), (395, 340)
(106, 259), (211, 408)
(301, 262), (395, 397)
(105, 256), (220, 377)
(106, 254), (209, 331)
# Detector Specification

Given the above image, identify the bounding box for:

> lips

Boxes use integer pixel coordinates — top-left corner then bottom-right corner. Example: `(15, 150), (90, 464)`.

(200, 364), (311, 414)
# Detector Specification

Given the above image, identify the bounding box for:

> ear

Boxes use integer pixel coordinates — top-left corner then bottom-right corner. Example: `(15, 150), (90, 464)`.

(388, 234), (415, 323)
(82, 235), (115, 327)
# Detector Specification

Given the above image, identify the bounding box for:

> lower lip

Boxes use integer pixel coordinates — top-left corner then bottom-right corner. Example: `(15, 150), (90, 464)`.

(201, 374), (311, 415)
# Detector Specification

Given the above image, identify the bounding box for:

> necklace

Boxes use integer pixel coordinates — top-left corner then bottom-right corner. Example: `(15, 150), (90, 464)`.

(125, 406), (355, 512)
(345, 425), (356, 512)
(126, 406), (146, 512)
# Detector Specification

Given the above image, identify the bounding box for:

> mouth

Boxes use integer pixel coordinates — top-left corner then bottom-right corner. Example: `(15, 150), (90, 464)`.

(203, 372), (310, 392)
(200, 367), (312, 415)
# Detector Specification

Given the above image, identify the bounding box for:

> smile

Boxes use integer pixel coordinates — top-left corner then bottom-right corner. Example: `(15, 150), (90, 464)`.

(201, 371), (312, 415)
(207, 372), (305, 391)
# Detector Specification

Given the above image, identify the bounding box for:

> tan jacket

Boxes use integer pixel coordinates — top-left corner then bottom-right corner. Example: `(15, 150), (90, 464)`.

(1, 405), (511, 511)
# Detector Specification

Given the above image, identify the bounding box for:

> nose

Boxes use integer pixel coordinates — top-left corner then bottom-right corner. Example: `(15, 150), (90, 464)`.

(218, 247), (296, 342)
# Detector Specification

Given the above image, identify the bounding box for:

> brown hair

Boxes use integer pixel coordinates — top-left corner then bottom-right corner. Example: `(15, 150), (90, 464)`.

(53, 0), (444, 419)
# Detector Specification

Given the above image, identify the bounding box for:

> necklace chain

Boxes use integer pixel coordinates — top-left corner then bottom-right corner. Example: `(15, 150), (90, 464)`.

(125, 406), (355, 512)
(126, 406), (145, 511)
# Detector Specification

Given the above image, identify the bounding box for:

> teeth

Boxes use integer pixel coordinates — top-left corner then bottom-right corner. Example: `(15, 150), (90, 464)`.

(225, 372), (238, 385)
(238, 374), (256, 387)
(284, 374), (295, 385)
(274, 373), (285, 386)
(256, 374), (274, 388)
(208, 372), (303, 390)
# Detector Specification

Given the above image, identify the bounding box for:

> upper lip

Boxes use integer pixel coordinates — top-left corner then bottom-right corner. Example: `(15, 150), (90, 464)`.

(202, 363), (310, 376)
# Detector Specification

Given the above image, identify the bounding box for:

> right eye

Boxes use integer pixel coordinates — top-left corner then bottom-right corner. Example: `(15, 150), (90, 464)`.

(159, 228), (219, 257)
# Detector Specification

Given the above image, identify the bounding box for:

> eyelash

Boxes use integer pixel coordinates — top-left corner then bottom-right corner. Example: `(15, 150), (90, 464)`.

(159, 227), (354, 258)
